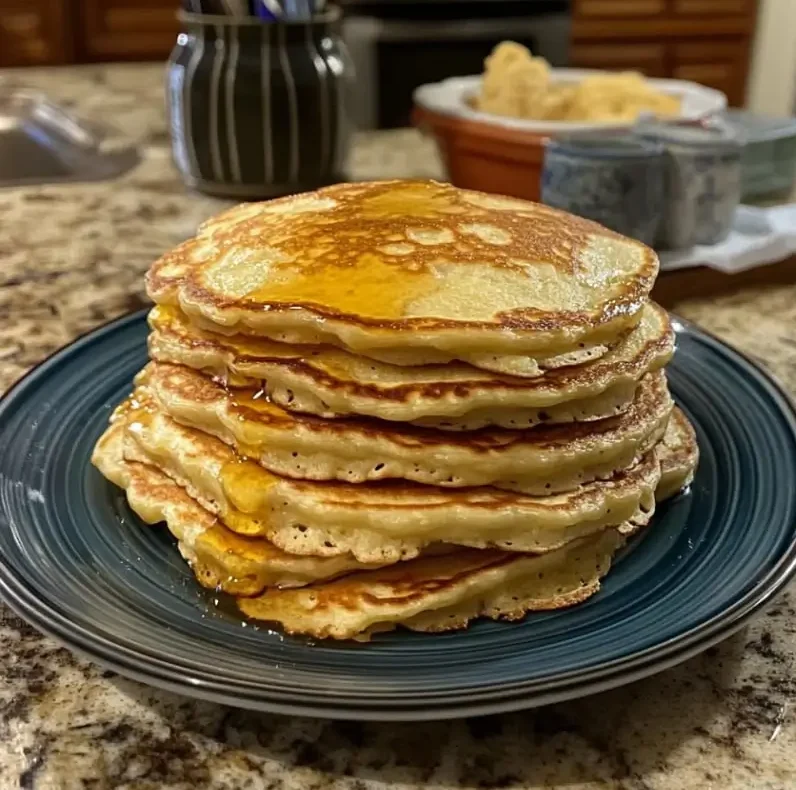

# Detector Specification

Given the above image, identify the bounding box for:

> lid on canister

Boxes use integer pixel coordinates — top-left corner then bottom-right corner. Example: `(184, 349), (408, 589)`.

(545, 132), (664, 159)
(723, 109), (796, 143)
(635, 120), (742, 152)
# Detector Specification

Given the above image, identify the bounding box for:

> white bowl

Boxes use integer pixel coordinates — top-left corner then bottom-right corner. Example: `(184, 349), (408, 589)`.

(413, 70), (728, 135)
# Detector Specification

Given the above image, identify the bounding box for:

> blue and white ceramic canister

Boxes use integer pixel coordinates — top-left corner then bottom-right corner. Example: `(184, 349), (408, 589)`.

(541, 134), (665, 246)
(635, 121), (742, 250)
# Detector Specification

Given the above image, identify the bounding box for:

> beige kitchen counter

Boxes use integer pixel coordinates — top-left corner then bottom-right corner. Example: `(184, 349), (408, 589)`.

(0, 63), (793, 790)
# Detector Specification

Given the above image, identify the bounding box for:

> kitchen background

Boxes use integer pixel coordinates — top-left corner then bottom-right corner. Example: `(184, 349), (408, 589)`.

(1, 1), (796, 786)
(3, 0), (795, 122)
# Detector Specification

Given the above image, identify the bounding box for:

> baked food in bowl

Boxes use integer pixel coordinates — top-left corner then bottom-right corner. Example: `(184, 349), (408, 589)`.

(413, 42), (727, 201)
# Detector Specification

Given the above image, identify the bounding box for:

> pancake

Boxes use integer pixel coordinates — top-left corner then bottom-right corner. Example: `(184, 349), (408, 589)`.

(656, 407), (699, 501)
(186, 312), (615, 379)
(141, 361), (673, 494)
(237, 515), (652, 640)
(121, 400), (661, 562)
(92, 404), (658, 642)
(431, 340), (611, 379)
(91, 421), (382, 593)
(146, 180), (659, 367)
(147, 302), (673, 430)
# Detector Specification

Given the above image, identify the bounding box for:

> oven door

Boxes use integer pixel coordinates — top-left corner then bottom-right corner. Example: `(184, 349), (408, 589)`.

(343, 6), (571, 129)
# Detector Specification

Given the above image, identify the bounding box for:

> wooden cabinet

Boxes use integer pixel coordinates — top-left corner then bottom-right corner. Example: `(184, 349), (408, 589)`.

(0, 0), (74, 66)
(0, 0), (760, 105)
(572, 0), (758, 105)
(0, 0), (179, 67)
(77, 0), (179, 61)
(575, 0), (667, 18)
(570, 42), (668, 77)
(672, 39), (752, 105)
(670, 0), (755, 15)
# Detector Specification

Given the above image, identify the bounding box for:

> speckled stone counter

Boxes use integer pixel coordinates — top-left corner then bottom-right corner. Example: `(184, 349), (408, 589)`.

(1, 63), (794, 790)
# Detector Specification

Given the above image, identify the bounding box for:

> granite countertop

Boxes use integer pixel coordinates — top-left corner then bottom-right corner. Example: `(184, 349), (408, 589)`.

(1, 63), (794, 790)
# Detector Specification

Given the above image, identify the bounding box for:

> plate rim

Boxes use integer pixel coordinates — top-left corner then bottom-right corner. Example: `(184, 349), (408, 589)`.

(0, 309), (795, 720)
(0, 573), (778, 721)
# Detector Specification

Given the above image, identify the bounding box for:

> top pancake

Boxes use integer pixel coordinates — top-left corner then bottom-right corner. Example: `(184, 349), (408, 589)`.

(146, 180), (659, 362)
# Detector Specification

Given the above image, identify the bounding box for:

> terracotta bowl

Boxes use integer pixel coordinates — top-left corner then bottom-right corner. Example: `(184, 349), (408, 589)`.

(412, 105), (548, 201)
(412, 73), (727, 202)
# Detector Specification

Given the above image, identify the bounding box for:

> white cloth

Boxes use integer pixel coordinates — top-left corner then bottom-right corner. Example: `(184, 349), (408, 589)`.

(658, 204), (796, 273)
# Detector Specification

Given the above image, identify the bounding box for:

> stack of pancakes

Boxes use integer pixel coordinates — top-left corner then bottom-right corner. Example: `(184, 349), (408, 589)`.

(93, 180), (698, 641)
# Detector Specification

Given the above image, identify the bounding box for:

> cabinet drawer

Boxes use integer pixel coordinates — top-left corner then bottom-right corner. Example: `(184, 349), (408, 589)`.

(79, 0), (178, 60)
(573, 0), (667, 17)
(570, 42), (667, 76)
(0, 0), (72, 66)
(670, 0), (756, 16)
(673, 39), (751, 105)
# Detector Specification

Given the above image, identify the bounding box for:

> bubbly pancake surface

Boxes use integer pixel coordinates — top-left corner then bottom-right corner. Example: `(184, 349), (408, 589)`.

(141, 361), (673, 493)
(91, 401), (698, 641)
(146, 180), (659, 362)
(657, 407), (699, 501)
(148, 302), (673, 429)
(237, 527), (633, 640)
(121, 400), (662, 563)
(89, 182), (697, 642)
(91, 421), (383, 593)
(92, 409), (661, 642)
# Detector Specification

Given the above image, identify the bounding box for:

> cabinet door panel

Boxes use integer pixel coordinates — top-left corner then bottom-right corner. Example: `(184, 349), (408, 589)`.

(573, 0), (667, 17)
(570, 42), (667, 76)
(670, 0), (755, 16)
(79, 0), (179, 60)
(0, 0), (72, 66)
(673, 39), (750, 105)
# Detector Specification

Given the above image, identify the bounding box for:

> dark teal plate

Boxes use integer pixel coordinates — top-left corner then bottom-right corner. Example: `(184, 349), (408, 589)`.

(1, 311), (795, 720)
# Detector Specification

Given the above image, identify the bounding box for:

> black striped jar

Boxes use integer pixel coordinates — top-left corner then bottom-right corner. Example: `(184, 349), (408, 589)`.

(167, 7), (352, 198)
